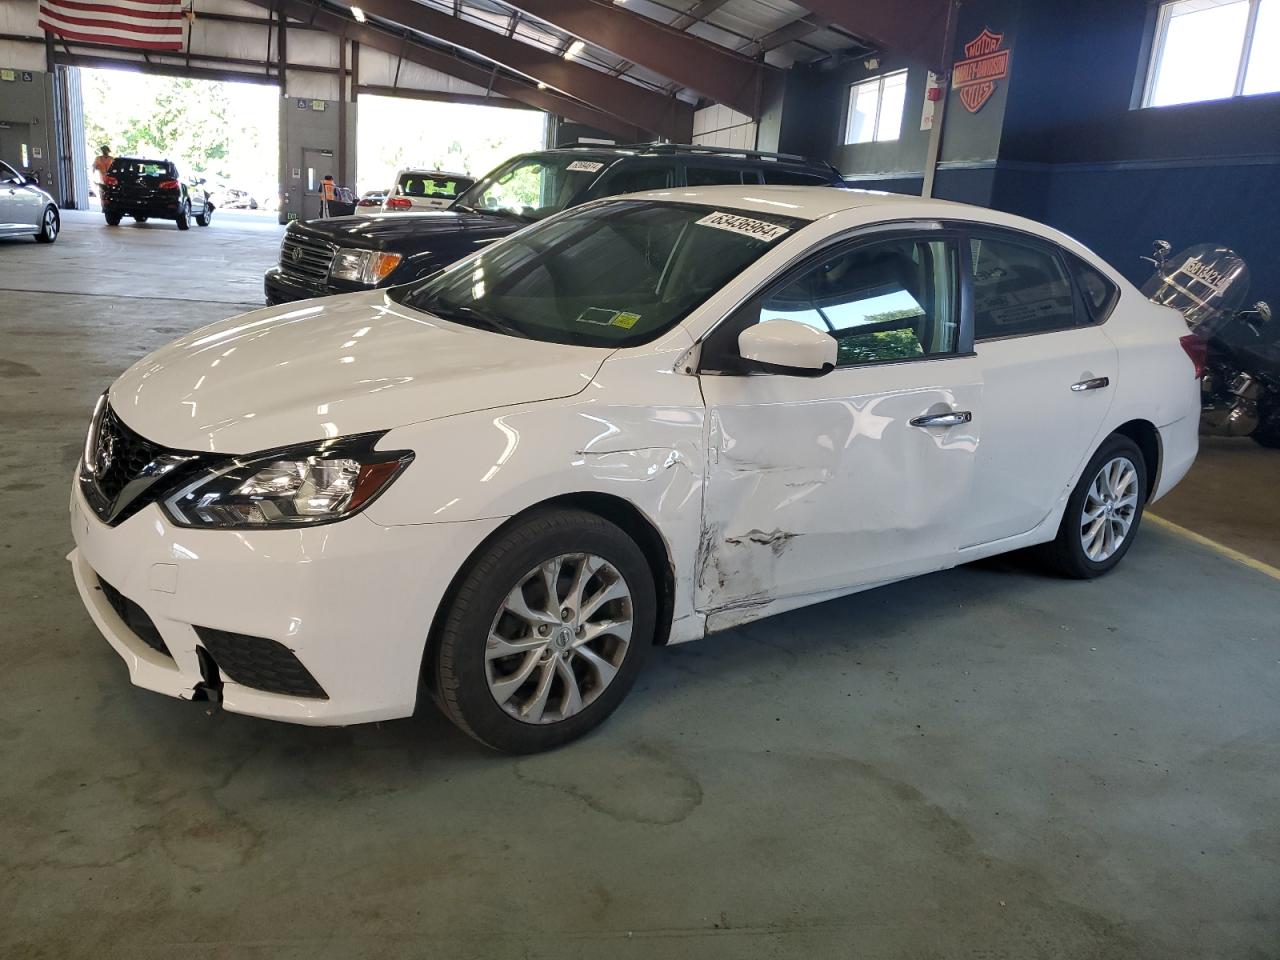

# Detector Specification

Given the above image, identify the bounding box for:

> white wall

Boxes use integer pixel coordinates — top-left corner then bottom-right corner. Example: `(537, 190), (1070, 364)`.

(692, 103), (757, 150)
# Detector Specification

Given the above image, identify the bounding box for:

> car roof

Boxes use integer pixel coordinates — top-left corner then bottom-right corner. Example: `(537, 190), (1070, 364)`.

(537, 144), (834, 172)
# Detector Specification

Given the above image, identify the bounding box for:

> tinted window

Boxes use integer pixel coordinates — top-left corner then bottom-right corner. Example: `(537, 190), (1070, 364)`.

(0, 161), (19, 183)
(970, 235), (1077, 339)
(455, 155), (604, 221)
(397, 173), (470, 198)
(108, 159), (174, 179)
(749, 237), (959, 368)
(761, 168), (833, 186)
(598, 163), (675, 195)
(1066, 253), (1119, 323)
(394, 200), (804, 348)
(686, 165), (760, 186)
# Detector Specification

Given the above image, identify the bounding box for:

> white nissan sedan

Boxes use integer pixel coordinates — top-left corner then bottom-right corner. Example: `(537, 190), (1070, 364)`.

(70, 187), (1200, 753)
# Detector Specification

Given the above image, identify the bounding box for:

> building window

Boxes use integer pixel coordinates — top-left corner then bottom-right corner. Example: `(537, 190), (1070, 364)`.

(844, 70), (908, 145)
(1144, 0), (1279, 107)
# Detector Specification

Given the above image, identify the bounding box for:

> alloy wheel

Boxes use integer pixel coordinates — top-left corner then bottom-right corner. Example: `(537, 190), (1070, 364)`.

(485, 553), (633, 725)
(44, 208), (57, 239)
(1080, 455), (1139, 561)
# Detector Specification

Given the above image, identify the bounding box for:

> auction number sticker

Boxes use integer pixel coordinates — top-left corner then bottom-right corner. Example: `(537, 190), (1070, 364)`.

(695, 211), (790, 242)
(566, 160), (605, 173)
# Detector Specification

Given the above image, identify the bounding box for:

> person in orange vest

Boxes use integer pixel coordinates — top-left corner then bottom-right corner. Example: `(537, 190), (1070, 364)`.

(91, 145), (113, 195)
(320, 174), (336, 217)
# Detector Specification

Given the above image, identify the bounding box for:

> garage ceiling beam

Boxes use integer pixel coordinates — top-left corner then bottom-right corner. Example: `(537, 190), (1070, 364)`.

(500, 0), (766, 118)
(337, 0), (693, 139)
(669, 0), (733, 31)
(242, 0), (650, 141)
(741, 14), (830, 57)
(793, 0), (951, 71)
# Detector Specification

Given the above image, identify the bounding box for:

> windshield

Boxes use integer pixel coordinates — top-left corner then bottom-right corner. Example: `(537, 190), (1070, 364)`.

(391, 200), (806, 347)
(397, 172), (471, 199)
(454, 154), (611, 221)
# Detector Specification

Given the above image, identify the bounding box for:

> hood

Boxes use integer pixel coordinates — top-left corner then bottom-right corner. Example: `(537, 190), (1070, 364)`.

(292, 210), (519, 251)
(108, 290), (609, 453)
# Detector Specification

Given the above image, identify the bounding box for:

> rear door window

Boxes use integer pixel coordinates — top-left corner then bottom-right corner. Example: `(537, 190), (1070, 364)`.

(595, 162), (675, 195)
(685, 165), (762, 186)
(1066, 253), (1120, 324)
(969, 234), (1078, 340)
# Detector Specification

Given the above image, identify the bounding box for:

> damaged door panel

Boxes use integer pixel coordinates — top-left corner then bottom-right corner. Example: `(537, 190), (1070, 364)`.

(697, 360), (983, 617)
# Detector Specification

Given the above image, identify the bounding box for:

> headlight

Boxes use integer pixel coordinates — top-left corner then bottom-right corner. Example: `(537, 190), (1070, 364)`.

(329, 248), (403, 285)
(162, 433), (412, 529)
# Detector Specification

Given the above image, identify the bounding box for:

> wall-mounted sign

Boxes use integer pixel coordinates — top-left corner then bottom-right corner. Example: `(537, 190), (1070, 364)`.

(291, 167), (301, 179)
(21, 71), (33, 82)
(952, 28), (1011, 114)
(920, 71), (943, 130)
(296, 98), (308, 109)
(311, 99), (326, 111)
(0, 69), (14, 82)
(32, 146), (42, 159)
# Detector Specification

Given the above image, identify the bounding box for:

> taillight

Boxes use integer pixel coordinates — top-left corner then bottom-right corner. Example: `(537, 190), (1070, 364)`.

(1180, 334), (1208, 379)
(386, 196), (412, 210)
(158, 179), (180, 190)
(103, 175), (117, 186)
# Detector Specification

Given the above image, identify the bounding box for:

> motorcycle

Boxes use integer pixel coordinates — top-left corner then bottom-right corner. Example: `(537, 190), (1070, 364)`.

(1142, 241), (1279, 448)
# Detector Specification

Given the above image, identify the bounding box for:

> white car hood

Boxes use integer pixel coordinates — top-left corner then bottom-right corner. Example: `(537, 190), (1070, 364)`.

(108, 291), (608, 452)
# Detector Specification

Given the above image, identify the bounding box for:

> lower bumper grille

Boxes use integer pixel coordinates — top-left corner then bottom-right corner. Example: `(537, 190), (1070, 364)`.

(194, 626), (328, 700)
(98, 577), (171, 658)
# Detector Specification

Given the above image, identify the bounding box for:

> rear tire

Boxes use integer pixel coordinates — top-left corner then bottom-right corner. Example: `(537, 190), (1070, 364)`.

(104, 211), (122, 226)
(1037, 434), (1148, 579)
(1251, 395), (1280, 449)
(432, 509), (655, 753)
(35, 205), (59, 243)
(134, 215), (148, 223)
(195, 204), (212, 227)
(176, 202), (190, 230)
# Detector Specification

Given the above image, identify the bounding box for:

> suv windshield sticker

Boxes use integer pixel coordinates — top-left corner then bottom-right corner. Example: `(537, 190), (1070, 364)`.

(695, 211), (791, 242)
(612, 312), (641, 329)
(566, 160), (605, 173)
(576, 307), (620, 326)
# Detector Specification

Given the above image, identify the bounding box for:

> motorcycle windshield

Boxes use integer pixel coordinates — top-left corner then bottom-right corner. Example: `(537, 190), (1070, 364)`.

(1141, 244), (1250, 338)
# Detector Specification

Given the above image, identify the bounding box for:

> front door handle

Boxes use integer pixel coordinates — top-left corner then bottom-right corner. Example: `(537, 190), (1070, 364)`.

(1071, 376), (1110, 392)
(910, 410), (972, 428)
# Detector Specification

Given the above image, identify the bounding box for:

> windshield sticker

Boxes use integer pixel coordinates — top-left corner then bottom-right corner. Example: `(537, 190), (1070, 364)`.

(695, 211), (790, 243)
(566, 160), (605, 173)
(577, 307), (620, 326)
(612, 312), (641, 329)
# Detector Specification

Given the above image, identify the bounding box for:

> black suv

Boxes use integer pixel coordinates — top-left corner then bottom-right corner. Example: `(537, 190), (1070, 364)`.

(101, 157), (213, 230)
(264, 143), (842, 304)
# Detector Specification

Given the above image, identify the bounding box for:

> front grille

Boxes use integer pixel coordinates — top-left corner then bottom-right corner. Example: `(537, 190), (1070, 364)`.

(195, 627), (328, 700)
(279, 233), (336, 283)
(98, 576), (171, 658)
(80, 404), (208, 526)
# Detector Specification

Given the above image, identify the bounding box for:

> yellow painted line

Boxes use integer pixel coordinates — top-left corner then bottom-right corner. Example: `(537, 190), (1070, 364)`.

(1147, 513), (1280, 583)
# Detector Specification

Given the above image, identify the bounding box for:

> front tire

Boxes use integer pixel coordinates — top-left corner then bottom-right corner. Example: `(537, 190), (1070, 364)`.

(195, 203), (212, 227)
(176, 202), (190, 230)
(433, 509), (655, 753)
(35, 204), (59, 243)
(1038, 434), (1148, 579)
(104, 211), (122, 226)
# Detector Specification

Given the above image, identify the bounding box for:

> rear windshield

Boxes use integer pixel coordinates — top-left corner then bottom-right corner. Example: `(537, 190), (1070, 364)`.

(109, 159), (175, 178)
(397, 172), (473, 199)
(392, 199), (806, 348)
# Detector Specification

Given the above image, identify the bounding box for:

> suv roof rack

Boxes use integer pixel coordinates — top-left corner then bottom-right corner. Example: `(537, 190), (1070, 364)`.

(552, 140), (838, 173)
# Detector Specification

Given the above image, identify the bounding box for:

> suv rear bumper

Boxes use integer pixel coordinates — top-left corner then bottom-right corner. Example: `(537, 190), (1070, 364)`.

(103, 198), (185, 217)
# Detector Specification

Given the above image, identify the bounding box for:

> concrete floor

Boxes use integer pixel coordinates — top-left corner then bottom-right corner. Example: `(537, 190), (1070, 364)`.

(2, 210), (1278, 959)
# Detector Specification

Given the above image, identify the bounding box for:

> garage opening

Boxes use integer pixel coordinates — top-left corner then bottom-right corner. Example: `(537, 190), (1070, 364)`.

(355, 94), (547, 201)
(79, 67), (280, 219)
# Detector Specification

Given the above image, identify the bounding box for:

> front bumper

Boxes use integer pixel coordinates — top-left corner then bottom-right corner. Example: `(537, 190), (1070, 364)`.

(263, 266), (373, 305)
(70, 483), (503, 725)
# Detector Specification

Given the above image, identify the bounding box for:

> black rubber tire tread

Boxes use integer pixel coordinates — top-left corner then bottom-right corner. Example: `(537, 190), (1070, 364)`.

(176, 203), (190, 230)
(195, 205), (211, 227)
(35, 205), (58, 243)
(104, 211), (122, 226)
(433, 508), (654, 754)
(1037, 433), (1148, 579)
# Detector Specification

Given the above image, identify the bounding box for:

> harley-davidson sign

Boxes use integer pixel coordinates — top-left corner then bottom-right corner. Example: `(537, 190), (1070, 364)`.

(952, 28), (1011, 113)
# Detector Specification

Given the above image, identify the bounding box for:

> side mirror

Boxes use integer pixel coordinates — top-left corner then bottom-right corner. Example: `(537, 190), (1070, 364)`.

(1141, 239), (1172, 269)
(1253, 301), (1272, 324)
(738, 319), (836, 377)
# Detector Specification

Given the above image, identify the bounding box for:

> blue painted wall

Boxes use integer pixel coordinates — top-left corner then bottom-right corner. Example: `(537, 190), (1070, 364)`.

(809, 0), (1280, 311)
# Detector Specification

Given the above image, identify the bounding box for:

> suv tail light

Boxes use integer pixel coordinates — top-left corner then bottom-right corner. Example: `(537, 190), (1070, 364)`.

(158, 179), (180, 190)
(1180, 334), (1208, 379)
(103, 175), (117, 186)
(386, 196), (412, 210)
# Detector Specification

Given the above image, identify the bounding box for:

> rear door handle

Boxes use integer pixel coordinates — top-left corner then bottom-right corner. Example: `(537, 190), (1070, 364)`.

(1071, 376), (1110, 392)
(910, 410), (972, 428)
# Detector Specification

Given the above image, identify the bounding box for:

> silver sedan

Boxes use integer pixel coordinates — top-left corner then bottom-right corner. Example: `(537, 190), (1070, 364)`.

(0, 160), (59, 243)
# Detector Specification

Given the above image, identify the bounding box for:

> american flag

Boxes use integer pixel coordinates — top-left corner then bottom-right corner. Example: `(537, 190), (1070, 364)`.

(38, 0), (186, 51)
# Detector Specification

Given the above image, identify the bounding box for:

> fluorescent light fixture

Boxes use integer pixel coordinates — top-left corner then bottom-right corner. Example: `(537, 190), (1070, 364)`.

(351, 5), (365, 21)
(537, 81), (548, 90)
(564, 39), (585, 60)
